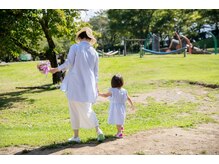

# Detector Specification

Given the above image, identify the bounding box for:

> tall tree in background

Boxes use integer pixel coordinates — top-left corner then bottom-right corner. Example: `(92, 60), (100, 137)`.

(149, 10), (202, 42)
(106, 9), (157, 52)
(104, 9), (217, 46)
(0, 9), (80, 84)
(198, 9), (219, 37)
(107, 9), (156, 39)
(89, 10), (113, 50)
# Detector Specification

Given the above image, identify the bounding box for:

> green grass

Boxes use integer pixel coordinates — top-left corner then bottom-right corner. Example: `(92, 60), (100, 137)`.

(0, 55), (219, 147)
(98, 54), (219, 94)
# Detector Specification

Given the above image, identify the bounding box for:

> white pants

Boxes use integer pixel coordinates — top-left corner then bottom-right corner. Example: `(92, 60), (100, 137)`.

(68, 100), (99, 129)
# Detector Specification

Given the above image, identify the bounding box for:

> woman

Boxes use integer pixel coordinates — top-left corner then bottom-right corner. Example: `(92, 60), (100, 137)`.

(50, 27), (105, 143)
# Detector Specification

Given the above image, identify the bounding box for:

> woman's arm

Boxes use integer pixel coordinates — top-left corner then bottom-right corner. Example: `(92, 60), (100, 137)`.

(94, 53), (99, 84)
(98, 91), (112, 98)
(50, 45), (77, 74)
(49, 68), (59, 74)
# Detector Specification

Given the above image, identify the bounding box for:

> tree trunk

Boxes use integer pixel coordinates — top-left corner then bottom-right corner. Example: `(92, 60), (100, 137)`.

(46, 49), (61, 84)
(40, 10), (61, 84)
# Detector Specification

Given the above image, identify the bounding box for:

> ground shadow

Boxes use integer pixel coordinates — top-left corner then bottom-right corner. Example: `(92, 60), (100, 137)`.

(142, 55), (185, 58)
(15, 135), (117, 155)
(0, 64), (9, 67)
(0, 84), (57, 110)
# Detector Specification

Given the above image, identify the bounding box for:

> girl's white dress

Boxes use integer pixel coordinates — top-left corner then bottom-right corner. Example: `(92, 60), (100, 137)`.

(108, 88), (128, 125)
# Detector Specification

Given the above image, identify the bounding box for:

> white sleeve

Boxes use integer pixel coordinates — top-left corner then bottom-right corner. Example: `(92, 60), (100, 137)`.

(94, 53), (99, 83)
(58, 44), (77, 71)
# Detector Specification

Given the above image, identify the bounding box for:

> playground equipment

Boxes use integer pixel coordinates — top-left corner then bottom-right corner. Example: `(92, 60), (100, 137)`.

(206, 31), (218, 54)
(123, 38), (146, 56)
(144, 33), (160, 51)
(141, 32), (187, 58)
(97, 50), (119, 57)
(168, 32), (182, 51)
(185, 31), (217, 54)
(181, 35), (192, 54)
(140, 31), (217, 58)
(140, 45), (187, 57)
(197, 31), (218, 55)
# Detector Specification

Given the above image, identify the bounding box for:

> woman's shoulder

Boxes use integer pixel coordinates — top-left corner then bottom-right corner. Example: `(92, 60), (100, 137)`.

(70, 44), (79, 50)
(90, 47), (98, 55)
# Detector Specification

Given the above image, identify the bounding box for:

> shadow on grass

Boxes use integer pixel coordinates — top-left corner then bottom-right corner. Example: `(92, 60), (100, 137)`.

(0, 84), (57, 110)
(142, 54), (185, 58)
(15, 135), (117, 155)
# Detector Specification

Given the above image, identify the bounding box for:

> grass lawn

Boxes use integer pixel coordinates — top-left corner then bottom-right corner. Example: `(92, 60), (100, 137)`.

(0, 54), (219, 148)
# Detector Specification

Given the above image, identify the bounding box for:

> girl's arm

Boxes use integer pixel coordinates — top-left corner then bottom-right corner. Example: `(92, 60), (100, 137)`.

(127, 95), (134, 110)
(98, 91), (112, 98)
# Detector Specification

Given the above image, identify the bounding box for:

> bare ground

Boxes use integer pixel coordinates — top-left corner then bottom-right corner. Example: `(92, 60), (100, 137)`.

(1, 86), (219, 155)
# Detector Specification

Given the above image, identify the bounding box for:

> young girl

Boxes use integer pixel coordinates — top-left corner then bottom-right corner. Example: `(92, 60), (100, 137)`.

(99, 74), (134, 138)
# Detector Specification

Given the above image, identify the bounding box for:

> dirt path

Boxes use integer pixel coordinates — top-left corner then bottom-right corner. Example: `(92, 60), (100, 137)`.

(0, 86), (218, 155)
(0, 123), (218, 155)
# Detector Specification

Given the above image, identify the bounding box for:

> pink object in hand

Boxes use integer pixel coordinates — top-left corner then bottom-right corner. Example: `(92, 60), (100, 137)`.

(37, 61), (50, 75)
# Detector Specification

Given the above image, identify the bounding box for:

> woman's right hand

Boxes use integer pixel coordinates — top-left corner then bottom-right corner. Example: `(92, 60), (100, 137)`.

(49, 68), (59, 74)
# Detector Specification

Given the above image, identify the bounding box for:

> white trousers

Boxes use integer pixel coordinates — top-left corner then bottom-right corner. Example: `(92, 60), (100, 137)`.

(68, 100), (99, 129)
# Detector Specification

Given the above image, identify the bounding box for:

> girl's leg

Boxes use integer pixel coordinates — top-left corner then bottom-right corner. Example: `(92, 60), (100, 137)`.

(121, 125), (124, 132)
(115, 125), (123, 138)
(116, 125), (122, 134)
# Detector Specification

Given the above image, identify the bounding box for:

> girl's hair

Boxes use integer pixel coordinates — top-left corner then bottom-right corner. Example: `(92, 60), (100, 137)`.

(78, 31), (91, 40)
(111, 74), (124, 88)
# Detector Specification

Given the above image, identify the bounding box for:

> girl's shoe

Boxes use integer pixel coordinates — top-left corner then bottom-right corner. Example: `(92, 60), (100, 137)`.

(121, 126), (124, 132)
(115, 133), (123, 138)
(68, 137), (81, 143)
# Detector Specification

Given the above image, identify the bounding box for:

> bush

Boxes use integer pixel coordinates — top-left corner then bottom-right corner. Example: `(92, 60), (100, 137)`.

(193, 37), (219, 49)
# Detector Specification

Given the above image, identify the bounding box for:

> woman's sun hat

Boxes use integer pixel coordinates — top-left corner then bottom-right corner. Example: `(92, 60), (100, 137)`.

(75, 27), (97, 45)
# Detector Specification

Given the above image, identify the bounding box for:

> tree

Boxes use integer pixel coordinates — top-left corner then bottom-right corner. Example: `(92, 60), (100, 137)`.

(89, 10), (115, 51)
(198, 9), (219, 37)
(0, 9), (80, 84)
(107, 9), (156, 39)
(148, 10), (202, 43)
(105, 9), (157, 53)
(105, 9), (210, 48)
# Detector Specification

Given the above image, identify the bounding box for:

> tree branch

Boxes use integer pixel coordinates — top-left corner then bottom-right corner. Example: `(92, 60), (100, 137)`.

(39, 10), (55, 50)
(11, 37), (43, 57)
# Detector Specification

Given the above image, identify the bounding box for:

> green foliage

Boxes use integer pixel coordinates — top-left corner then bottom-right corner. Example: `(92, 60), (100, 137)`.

(107, 9), (156, 39)
(89, 9), (218, 52)
(198, 10), (219, 26)
(194, 37), (219, 49)
(0, 9), (80, 61)
(89, 10), (112, 50)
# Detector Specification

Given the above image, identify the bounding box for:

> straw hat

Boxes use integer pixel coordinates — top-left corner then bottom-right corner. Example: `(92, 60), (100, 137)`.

(75, 27), (97, 45)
